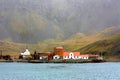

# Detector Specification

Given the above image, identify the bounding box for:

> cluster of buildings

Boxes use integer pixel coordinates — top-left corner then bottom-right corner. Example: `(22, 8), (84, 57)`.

(0, 50), (12, 60)
(20, 47), (99, 61)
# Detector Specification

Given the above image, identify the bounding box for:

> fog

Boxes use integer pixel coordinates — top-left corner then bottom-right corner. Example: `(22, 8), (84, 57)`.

(0, 0), (120, 43)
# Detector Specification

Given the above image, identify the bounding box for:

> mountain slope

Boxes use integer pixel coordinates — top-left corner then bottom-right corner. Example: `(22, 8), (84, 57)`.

(74, 27), (120, 57)
(61, 26), (120, 55)
(0, 0), (120, 43)
(0, 26), (120, 60)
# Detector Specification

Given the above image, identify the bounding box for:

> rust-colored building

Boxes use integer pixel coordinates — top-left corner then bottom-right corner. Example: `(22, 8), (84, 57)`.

(54, 47), (64, 56)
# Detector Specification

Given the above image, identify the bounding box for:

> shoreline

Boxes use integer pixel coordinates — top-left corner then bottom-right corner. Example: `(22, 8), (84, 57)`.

(0, 61), (120, 64)
(1, 59), (120, 63)
(0, 59), (108, 63)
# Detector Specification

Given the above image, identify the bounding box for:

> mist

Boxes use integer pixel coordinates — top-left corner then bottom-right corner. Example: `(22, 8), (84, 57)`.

(0, 0), (120, 43)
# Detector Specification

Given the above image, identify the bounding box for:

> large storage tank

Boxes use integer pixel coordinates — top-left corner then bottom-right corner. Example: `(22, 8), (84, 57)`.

(54, 47), (64, 56)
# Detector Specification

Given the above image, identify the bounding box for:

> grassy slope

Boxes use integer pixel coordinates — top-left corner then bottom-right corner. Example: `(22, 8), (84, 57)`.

(78, 33), (120, 54)
(0, 26), (120, 60)
(0, 40), (24, 56)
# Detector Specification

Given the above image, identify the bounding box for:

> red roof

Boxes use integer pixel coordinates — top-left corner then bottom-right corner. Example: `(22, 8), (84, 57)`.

(63, 52), (69, 56)
(63, 52), (80, 56)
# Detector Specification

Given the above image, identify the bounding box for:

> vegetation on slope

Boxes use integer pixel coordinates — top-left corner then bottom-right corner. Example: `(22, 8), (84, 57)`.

(0, 26), (120, 61)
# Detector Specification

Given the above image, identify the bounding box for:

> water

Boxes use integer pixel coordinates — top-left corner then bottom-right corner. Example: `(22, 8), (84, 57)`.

(0, 62), (120, 80)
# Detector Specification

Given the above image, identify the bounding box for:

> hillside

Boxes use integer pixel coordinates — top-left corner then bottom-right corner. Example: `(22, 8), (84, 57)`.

(0, 40), (24, 55)
(78, 33), (120, 54)
(60, 26), (120, 59)
(0, 26), (120, 61)
(0, 40), (40, 55)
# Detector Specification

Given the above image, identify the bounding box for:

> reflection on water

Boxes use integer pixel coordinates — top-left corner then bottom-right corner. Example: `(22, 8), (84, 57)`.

(0, 63), (120, 80)
(47, 65), (66, 69)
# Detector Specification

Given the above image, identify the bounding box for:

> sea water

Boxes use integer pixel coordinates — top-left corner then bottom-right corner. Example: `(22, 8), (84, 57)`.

(0, 62), (120, 80)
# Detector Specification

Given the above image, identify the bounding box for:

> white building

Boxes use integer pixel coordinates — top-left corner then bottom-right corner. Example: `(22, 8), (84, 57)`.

(53, 52), (89, 60)
(21, 49), (30, 57)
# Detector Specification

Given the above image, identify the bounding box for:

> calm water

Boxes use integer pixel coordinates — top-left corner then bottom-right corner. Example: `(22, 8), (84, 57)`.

(0, 62), (120, 80)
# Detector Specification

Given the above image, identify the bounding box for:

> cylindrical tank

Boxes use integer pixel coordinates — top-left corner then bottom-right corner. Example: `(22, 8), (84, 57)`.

(54, 47), (64, 56)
